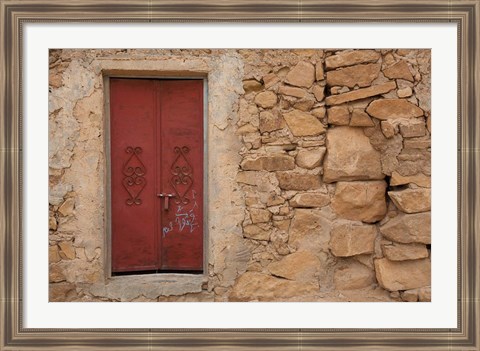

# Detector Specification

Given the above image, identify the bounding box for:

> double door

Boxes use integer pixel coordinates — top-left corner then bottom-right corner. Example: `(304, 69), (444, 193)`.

(110, 78), (204, 273)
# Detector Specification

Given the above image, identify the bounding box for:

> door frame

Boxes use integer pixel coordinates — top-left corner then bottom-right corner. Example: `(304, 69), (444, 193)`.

(103, 74), (209, 279)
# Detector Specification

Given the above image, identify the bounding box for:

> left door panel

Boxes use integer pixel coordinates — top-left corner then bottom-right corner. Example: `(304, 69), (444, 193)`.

(110, 79), (158, 272)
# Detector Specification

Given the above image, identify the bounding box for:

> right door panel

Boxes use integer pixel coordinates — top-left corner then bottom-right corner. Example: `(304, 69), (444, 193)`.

(158, 80), (204, 271)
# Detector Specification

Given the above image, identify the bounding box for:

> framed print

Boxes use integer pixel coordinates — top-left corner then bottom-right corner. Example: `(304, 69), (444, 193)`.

(1, 0), (479, 350)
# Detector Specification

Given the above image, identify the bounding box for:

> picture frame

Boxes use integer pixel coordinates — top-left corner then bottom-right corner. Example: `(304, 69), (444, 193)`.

(1, 0), (478, 349)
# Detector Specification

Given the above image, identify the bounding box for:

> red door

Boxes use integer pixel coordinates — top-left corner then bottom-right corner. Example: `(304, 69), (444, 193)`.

(110, 78), (204, 273)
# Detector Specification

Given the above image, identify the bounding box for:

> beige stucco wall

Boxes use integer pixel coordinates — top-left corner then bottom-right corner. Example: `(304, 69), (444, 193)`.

(49, 49), (431, 302)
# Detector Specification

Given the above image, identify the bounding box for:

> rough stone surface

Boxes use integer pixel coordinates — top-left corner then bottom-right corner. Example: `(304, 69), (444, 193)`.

(375, 258), (431, 291)
(327, 106), (350, 125)
(243, 224), (270, 240)
(58, 198), (75, 216)
(334, 261), (376, 290)
(290, 193), (330, 208)
(250, 208), (272, 224)
(397, 86), (413, 98)
(49, 60), (95, 170)
(325, 81), (396, 106)
(283, 110), (326, 136)
(294, 98), (316, 112)
(401, 289), (419, 302)
(418, 286), (431, 302)
(276, 172), (322, 190)
(279, 85), (306, 98)
(325, 50), (380, 69)
(350, 109), (375, 127)
(49, 216), (58, 231)
(49, 265), (67, 283)
(49, 71), (63, 89)
(312, 85), (325, 101)
(229, 272), (319, 301)
(49, 245), (61, 263)
(399, 286), (430, 302)
(254, 91), (277, 108)
(380, 120), (396, 138)
(366, 99), (424, 120)
(243, 79), (263, 93)
(237, 124), (257, 135)
(331, 181), (387, 223)
(311, 107), (326, 119)
(323, 127), (384, 182)
(263, 72), (280, 88)
(326, 63), (380, 88)
(390, 171), (431, 187)
(289, 209), (331, 253)
(329, 223), (376, 257)
(236, 171), (277, 189)
(49, 183), (72, 206)
(315, 63), (324, 80)
(49, 282), (77, 302)
(404, 138), (430, 149)
(380, 212), (431, 244)
(382, 243), (429, 261)
(296, 148), (326, 169)
(365, 124), (404, 175)
(383, 61), (414, 82)
(259, 110), (285, 133)
(415, 79), (431, 113)
(399, 119), (426, 137)
(58, 241), (76, 260)
(285, 61), (315, 88)
(388, 188), (431, 213)
(267, 251), (320, 281)
(241, 155), (295, 171)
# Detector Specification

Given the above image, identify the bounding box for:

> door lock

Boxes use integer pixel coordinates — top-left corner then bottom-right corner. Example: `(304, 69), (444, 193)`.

(157, 193), (175, 211)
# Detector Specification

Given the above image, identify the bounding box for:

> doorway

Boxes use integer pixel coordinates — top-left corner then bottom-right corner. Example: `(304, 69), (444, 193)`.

(109, 78), (204, 274)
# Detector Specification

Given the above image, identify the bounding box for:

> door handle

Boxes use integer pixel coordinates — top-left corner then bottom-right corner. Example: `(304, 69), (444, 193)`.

(157, 193), (175, 211)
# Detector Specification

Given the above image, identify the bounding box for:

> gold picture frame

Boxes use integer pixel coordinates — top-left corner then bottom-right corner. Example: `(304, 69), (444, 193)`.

(1, 0), (479, 349)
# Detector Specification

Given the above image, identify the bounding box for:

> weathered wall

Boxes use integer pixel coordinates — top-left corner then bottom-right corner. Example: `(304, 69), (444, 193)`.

(49, 49), (431, 302)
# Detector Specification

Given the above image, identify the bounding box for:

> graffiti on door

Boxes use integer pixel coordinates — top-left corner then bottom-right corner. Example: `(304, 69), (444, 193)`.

(162, 189), (200, 237)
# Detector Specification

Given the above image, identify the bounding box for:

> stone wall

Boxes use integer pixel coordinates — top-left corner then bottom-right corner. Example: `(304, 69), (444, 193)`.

(49, 49), (431, 302)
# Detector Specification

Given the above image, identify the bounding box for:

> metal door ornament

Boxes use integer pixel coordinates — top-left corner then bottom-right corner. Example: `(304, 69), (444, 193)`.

(170, 146), (193, 205)
(122, 146), (146, 206)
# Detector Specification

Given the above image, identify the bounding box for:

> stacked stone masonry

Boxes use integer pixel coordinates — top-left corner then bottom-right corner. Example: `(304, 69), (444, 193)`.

(49, 49), (431, 302)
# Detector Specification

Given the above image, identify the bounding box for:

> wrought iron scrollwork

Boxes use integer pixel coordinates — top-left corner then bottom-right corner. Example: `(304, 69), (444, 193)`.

(122, 146), (146, 205)
(170, 146), (193, 205)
